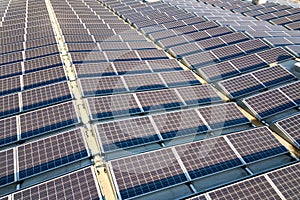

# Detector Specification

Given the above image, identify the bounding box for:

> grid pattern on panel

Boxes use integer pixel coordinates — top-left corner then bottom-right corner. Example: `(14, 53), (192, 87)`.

(161, 71), (200, 87)
(169, 42), (202, 57)
(229, 54), (268, 73)
(257, 47), (293, 64)
(205, 26), (233, 37)
(177, 85), (222, 105)
(137, 49), (169, 60)
(211, 45), (245, 60)
(276, 113), (300, 142)
(113, 61), (150, 75)
(75, 62), (116, 77)
(147, 59), (183, 72)
(71, 51), (107, 63)
(0, 117), (18, 146)
(175, 137), (242, 179)
(0, 93), (20, 118)
(236, 39), (270, 53)
(21, 82), (72, 111)
(208, 176), (281, 200)
(267, 163), (300, 200)
(25, 44), (60, 60)
(106, 51), (140, 62)
(96, 117), (159, 152)
(0, 51), (23, 66)
(124, 74), (166, 91)
(136, 89), (184, 112)
(0, 149), (14, 186)
(226, 127), (287, 163)
(88, 94), (141, 120)
(20, 101), (79, 139)
(13, 167), (101, 200)
(18, 129), (88, 179)
(219, 74), (264, 98)
(220, 32), (250, 45)
(197, 37), (225, 50)
(279, 81), (300, 105)
(152, 109), (208, 139)
(0, 76), (21, 96)
(243, 89), (295, 119)
(80, 77), (127, 96)
(199, 62), (239, 82)
(198, 103), (249, 129)
(184, 51), (218, 67)
(188, 195), (207, 200)
(23, 54), (63, 73)
(0, 62), (22, 79)
(127, 41), (156, 50)
(67, 43), (100, 52)
(110, 148), (187, 199)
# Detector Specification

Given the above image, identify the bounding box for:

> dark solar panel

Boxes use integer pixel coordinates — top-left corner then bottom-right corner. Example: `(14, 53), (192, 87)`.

(226, 127), (287, 163)
(124, 73), (167, 92)
(127, 41), (156, 50)
(152, 109), (208, 139)
(20, 101), (80, 139)
(0, 93), (20, 118)
(106, 50), (140, 62)
(87, 94), (142, 120)
(18, 128), (89, 179)
(75, 62), (117, 77)
(67, 43), (100, 52)
(158, 35), (189, 48)
(198, 103), (250, 129)
(148, 29), (177, 41)
(25, 36), (57, 49)
(243, 89), (296, 119)
(0, 51), (23, 66)
(0, 116), (18, 147)
(168, 42), (202, 58)
(161, 71), (201, 87)
(23, 67), (67, 90)
(0, 149), (14, 187)
(0, 76), (21, 96)
(279, 81), (300, 105)
(220, 32), (250, 45)
(257, 47), (294, 64)
(99, 42), (130, 51)
(23, 54), (63, 73)
(236, 39), (270, 54)
(113, 60), (151, 75)
(193, 21), (219, 31)
(183, 51), (219, 68)
(80, 77), (127, 96)
(136, 89), (184, 112)
(211, 45), (245, 61)
(229, 54), (268, 73)
(175, 137), (242, 179)
(275, 113), (300, 146)
(96, 116), (159, 152)
(13, 167), (102, 200)
(25, 44), (60, 60)
(147, 59), (183, 72)
(0, 42), (24, 55)
(0, 62), (22, 79)
(110, 148), (187, 199)
(71, 51), (107, 63)
(137, 49), (169, 60)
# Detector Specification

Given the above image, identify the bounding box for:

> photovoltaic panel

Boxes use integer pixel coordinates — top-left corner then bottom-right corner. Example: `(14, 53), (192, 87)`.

(197, 37), (226, 51)
(267, 163), (300, 200)
(79, 77), (127, 96)
(137, 49), (169, 60)
(25, 44), (60, 60)
(23, 67), (67, 90)
(152, 109), (209, 139)
(113, 61), (151, 75)
(127, 41), (156, 50)
(242, 89), (296, 119)
(0, 76), (21, 96)
(136, 89), (184, 112)
(25, 36), (57, 49)
(187, 195), (207, 200)
(176, 85), (222, 105)
(147, 59), (183, 72)
(205, 26), (233, 37)
(207, 176), (281, 200)
(219, 74), (265, 98)
(220, 32), (250, 45)
(17, 128), (89, 179)
(168, 42), (202, 58)
(184, 51), (219, 68)
(75, 62), (117, 77)
(158, 35), (189, 49)
(257, 47), (294, 64)
(67, 43), (100, 52)
(0, 62), (22, 80)
(0, 93), (20, 118)
(0, 116), (18, 147)
(160, 71), (201, 87)
(106, 50), (140, 62)
(99, 42), (130, 51)
(87, 94), (142, 120)
(23, 54), (63, 73)
(148, 29), (177, 41)
(96, 116), (159, 152)
(110, 148), (187, 199)
(0, 51), (23, 66)
(124, 73), (167, 92)
(198, 103), (250, 129)
(193, 21), (219, 31)
(71, 51), (107, 63)
(211, 45), (245, 61)
(0, 42), (24, 55)
(279, 81), (300, 105)
(226, 127), (288, 163)
(229, 53), (268, 73)
(13, 167), (102, 200)
(20, 101), (80, 139)
(236, 39), (270, 54)
(0, 149), (14, 187)
(175, 137), (243, 179)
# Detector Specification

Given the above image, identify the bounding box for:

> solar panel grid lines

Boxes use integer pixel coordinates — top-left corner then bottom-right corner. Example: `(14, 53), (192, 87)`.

(183, 51), (219, 68)
(67, 43), (100, 52)
(235, 39), (270, 54)
(0, 116), (18, 147)
(136, 49), (169, 60)
(17, 128), (89, 180)
(0, 148), (14, 187)
(71, 51), (108, 63)
(175, 136), (243, 179)
(109, 148), (188, 199)
(157, 35), (189, 49)
(256, 47), (294, 64)
(187, 194), (207, 200)
(12, 167), (102, 200)
(211, 44), (245, 61)
(0, 92), (20, 118)
(0, 76), (21, 96)
(0, 42), (24, 55)
(23, 54), (63, 73)
(0, 51), (23, 66)
(146, 59), (183, 72)
(278, 81), (300, 105)
(105, 50), (140, 62)
(160, 70), (201, 87)
(124, 73), (167, 92)
(168, 42), (202, 58)
(228, 53), (268, 73)
(24, 44), (60, 60)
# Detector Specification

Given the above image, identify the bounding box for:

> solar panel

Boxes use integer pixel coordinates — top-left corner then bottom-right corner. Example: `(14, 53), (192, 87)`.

(23, 67), (67, 90)
(25, 44), (60, 60)
(23, 54), (63, 73)
(160, 71), (201, 87)
(124, 73), (167, 92)
(236, 39), (270, 54)
(279, 81), (300, 105)
(175, 137), (243, 179)
(242, 89), (296, 119)
(137, 49), (169, 60)
(158, 35), (189, 48)
(193, 21), (219, 31)
(136, 89), (184, 112)
(152, 109), (208, 139)
(226, 127), (288, 163)
(229, 53), (268, 73)
(148, 29), (177, 41)
(79, 77), (127, 96)
(75, 62), (116, 78)
(252, 65), (296, 87)
(0, 149), (14, 187)
(219, 74), (265, 98)
(20, 101), (80, 139)
(0, 42), (24, 55)
(99, 42), (130, 51)
(187, 195), (207, 200)
(257, 47), (294, 64)
(96, 116), (159, 152)
(211, 45), (245, 61)
(147, 59), (183, 72)
(207, 176), (280, 200)
(183, 51), (219, 68)
(168, 42), (202, 58)
(198, 103), (250, 129)
(0, 116), (18, 147)
(0, 76), (21, 96)
(0, 92), (20, 118)
(87, 94), (142, 120)
(197, 37), (226, 51)
(71, 51), (108, 63)
(110, 148), (187, 199)
(13, 167), (102, 200)
(0, 51), (23, 66)
(127, 41), (156, 50)
(105, 50), (140, 62)
(176, 85), (222, 105)
(113, 60), (151, 75)
(220, 32), (250, 45)
(18, 128), (89, 179)
(25, 36), (57, 49)
(67, 43), (100, 52)
(267, 163), (300, 200)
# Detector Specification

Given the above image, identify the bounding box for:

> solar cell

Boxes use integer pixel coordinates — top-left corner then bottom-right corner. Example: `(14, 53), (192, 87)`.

(279, 81), (300, 105)
(23, 54), (63, 73)
(67, 43), (100, 52)
(147, 59), (183, 72)
(137, 49), (169, 60)
(71, 51), (107, 63)
(152, 109), (208, 139)
(0, 116), (18, 147)
(20, 101), (80, 139)
(87, 94), (142, 120)
(99, 42), (130, 51)
(220, 32), (250, 45)
(23, 67), (67, 90)
(148, 29), (177, 41)
(18, 128), (89, 179)
(136, 89), (184, 112)
(229, 54), (268, 72)
(198, 103), (250, 129)
(168, 42), (202, 58)
(106, 50), (140, 62)
(0, 93), (20, 118)
(160, 71), (200, 87)
(110, 148), (187, 199)
(175, 137), (242, 179)
(193, 21), (219, 31)
(79, 77), (127, 96)
(257, 47), (294, 64)
(25, 36), (57, 49)
(0, 76), (21, 96)
(176, 85), (222, 105)
(0, 51), (23, 66)
(0, 149), (14, 187)
(124, 73), (167, 92)
(183, 51), (219, 68)
(25, 44), (60, 60)
(127, 41), (156, 50)
(242, 89), (296, 119)
(75, 62), (116, 78)
(96, 116), (159, 152)
(113, 61), (151, 75)
(158, 35), (189, 48)
(13, 167), (102, 200)
(0, 42), (24, 55)
(211, 45), (245, 61)
(236, 39), (270, 54)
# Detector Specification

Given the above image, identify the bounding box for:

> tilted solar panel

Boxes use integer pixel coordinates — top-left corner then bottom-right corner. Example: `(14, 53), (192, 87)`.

(0, 149), (14, 187)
